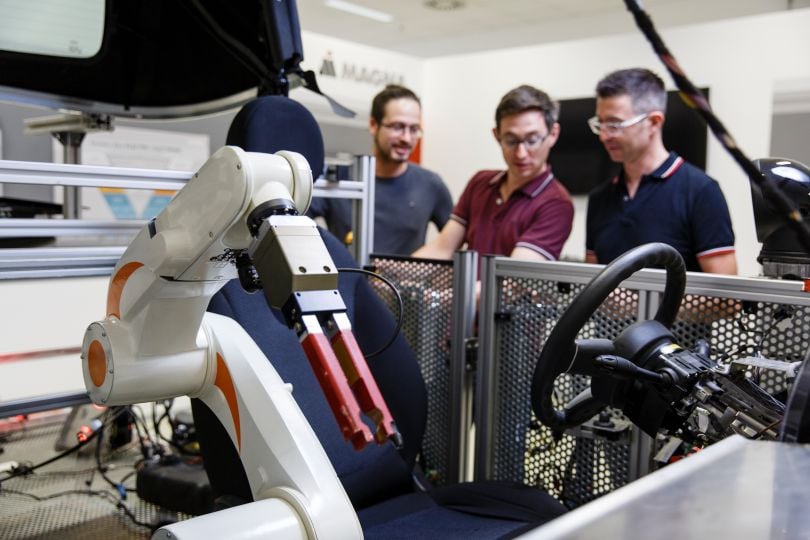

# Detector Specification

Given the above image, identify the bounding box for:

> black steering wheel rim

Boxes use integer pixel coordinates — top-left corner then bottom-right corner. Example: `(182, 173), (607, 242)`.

(530, 243), (686, 432)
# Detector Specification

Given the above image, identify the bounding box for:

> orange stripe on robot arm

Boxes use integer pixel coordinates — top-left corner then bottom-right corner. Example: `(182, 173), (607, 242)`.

(107, 262), (144, 318)
(87, 340), (107, 388)
(214, 353), (241, 452)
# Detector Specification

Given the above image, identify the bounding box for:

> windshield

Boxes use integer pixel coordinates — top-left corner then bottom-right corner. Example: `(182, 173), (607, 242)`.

(0, 0), (104, 59)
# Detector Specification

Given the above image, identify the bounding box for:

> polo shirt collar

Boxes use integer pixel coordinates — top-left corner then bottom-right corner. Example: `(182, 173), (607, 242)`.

(489, 168), (555, 199)
(611, 152), (684, 185)
(648, 152), (684, 179)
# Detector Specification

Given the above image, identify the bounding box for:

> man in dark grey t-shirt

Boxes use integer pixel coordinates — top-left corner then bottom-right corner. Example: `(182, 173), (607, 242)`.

(308, 85), (452, 256)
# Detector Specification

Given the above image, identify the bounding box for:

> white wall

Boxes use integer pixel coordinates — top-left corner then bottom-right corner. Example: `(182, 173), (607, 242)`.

(420, 8), (810, 277)
(295, 30), (426, 129)
(0, 277), (108, 401)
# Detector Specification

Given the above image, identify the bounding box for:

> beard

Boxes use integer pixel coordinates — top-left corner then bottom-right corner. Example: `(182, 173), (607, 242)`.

(375, 137), (411, 164)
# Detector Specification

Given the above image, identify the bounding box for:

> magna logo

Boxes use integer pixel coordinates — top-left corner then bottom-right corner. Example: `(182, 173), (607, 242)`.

(319, 51), (405, 86)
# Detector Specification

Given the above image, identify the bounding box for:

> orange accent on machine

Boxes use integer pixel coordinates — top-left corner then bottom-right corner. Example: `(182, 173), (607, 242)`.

(107, 261), (144, 318)
(87, 340), (107, 388)
(214, 353), (242, 451)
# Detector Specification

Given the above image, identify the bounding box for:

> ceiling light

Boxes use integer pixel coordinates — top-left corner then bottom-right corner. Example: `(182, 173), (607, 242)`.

(324, 0), (394, 23)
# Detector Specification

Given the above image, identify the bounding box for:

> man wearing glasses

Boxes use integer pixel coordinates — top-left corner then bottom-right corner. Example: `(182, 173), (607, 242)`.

(585, 68), (737, 274)
(309, 84), (452, 256)
(414, 85), (573, 262)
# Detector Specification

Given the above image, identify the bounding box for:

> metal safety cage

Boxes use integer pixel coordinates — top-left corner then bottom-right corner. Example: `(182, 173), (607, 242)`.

(0, 155), (376, 417)
(647, 271), (810, 424)
(0, 154), (376, 273)
(0, 159), (189, 244)
(314, 154), (375, 266)
(368, 251), (478, 486)
(476, 256), (810, 509)
(476, 256), (653, 509)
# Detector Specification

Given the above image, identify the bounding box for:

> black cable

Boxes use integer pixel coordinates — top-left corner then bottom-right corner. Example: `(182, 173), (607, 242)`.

(1, 487), (153, 529)
(0, 431), (98, 484)
(93, 419), (136, 497)
(623, 0), (810, 254)
(152, 400), (200, 456)
(338, 267), (404, 359)
(153, 402), (174, 445)
(129, 407), (156, 460)
(152, 401), (168, 448)
(0, 406), (131, 484)
(718, 310), (789, 365)
(118, 469), (138, 486)
(1, 408), (154, 529)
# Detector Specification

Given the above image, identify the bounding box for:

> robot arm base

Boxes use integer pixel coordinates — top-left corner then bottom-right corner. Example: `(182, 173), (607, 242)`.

(152, 498), (306, 540)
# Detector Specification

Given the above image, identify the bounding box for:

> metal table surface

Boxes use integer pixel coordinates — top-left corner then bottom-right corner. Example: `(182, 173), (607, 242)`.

(524, 435), (810, 539)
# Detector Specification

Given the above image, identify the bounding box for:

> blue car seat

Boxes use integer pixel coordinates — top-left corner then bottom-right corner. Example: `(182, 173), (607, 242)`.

(192, 95), (566, 538)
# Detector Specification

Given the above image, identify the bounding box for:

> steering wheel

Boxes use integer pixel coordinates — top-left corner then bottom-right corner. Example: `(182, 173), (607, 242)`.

(530, 243), (686, 432)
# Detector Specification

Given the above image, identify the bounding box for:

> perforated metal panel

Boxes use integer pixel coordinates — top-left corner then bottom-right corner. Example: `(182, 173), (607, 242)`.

(488, 275), (641, 507)
(669, 293), (810, 398)
(369, 256), (455, 485)
(477, 263), (810, 508)
(0, 418), (188, 539)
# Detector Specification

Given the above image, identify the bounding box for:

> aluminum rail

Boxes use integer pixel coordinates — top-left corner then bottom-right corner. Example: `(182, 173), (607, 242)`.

(0, 246), (125, 279)
(0, 159), (191, 190)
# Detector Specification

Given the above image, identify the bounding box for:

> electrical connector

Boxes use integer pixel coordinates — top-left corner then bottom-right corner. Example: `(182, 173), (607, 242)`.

(76, 419), (103, 443)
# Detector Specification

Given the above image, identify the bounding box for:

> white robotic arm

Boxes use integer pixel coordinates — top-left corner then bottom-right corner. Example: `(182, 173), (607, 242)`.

(81, 146), (399, 539)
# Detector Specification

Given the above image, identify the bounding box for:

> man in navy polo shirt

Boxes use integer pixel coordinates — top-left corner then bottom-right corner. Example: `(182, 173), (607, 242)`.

(414, 85), (574, 262)
(585, 68), (737, 274)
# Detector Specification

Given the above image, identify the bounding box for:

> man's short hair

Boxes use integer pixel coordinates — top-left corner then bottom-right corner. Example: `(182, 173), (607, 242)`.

(596, 68), (667, 114)
(495, 85), (560, 132)
(371, 84), (421, 124)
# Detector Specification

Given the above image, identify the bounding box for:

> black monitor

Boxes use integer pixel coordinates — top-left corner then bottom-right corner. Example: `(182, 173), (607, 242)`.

(550, 89), (710, 195)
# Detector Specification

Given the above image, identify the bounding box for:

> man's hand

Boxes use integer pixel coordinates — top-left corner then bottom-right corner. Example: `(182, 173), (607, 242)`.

(412, 219), (466, 260)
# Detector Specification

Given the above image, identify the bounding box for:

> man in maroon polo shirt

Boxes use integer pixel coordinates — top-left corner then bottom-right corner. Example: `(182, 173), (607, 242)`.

(413, 85), (573, 261)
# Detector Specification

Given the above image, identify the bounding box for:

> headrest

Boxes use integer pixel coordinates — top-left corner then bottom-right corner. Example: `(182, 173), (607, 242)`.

(226, 95), (325, 178)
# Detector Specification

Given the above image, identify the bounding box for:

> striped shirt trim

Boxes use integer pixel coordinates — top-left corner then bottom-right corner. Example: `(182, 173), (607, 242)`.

(611, 154), (684, 185)
(450, 214), (467, 227)
(529, 174), (555, 198)
(515, 242), (556, 261)
(697, 246), (736, 259)
(487, 171), (507, 186)
(660, 156), (685, 178)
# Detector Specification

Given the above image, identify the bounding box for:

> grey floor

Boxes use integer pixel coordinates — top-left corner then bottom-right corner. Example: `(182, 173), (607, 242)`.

(0, 411), (187, 539)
